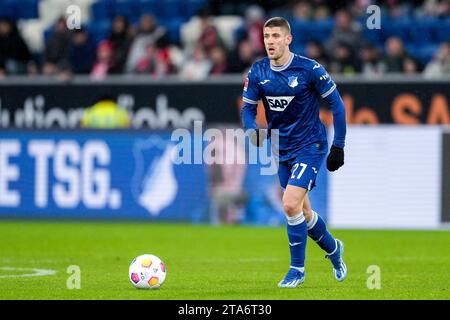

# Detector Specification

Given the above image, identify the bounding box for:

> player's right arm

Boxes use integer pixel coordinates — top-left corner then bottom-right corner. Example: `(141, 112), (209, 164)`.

(241, 67), (260, 129)
(241, 66), (264, 146)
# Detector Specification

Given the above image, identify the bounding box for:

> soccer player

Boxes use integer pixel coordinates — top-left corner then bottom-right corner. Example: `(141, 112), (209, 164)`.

(241, 17), (347, 288)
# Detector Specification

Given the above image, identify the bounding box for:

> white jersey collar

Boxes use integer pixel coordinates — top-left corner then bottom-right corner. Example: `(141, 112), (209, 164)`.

(270, 52), (294, 72)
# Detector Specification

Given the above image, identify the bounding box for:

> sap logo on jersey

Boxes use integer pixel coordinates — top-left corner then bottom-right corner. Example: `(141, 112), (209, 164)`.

(266, 96), (295, 111)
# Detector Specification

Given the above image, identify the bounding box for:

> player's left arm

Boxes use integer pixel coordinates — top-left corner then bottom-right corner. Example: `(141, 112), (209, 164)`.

(309, 63), (346, 171)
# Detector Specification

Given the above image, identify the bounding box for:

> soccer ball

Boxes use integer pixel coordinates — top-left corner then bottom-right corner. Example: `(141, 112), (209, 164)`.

(129, 254), (166, 289)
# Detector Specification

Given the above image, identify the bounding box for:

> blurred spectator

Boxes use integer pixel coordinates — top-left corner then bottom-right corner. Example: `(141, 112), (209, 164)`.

(328, 41), (360, 75)
(403, 57), (420, 74)
(197, 9), (224, 53)
(305, 40), (329, 69)
(81, 94), (130, 128)
(134, 41), (158, 74)
(91, 40), (115, 80)
(385, 0), (411, 19)
(292, 1), (313, 21)
(179, 45), (212, 80)
(235, 5), (265, 56)
(325, 9), (365, 58)
(125, 14), (169, 73)
(69, 28), (96, 74)
(360, 44), (386, 76)
(423, 42), (450, 77)
(0, 1), (448, 77)
(420, 0), (450, 17)
(0, 18), (36, 75)
(134, 42), (173, 76)
(383, 37), (413, 73)
(314, 5), (331, 20)
(42, 17), (71, 76)
(318, 0), (348, 13)
(108, 16), (134, 73)
(350, 0), (373, 19)
(209, 46), (229, 75)
(228, 38), (257, 73)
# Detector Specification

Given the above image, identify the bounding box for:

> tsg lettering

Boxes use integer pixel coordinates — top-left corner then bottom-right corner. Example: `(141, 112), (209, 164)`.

(27, 140), (121, 209)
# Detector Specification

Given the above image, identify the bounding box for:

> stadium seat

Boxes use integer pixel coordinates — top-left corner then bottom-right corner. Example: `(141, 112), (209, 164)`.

(43, 26), (53, 43)
(409, 18), (437, 44)
(404, 42), (420, 56)
(91, 0), (114, 20)
(183, 0), (207, 17)
(160, 0), (183, 19)
(214, 15), (242, 50)
(360, 15), (390, 46)
(290, 43), (306, 56)
(138, 0), (163, 17)
(405, 42), (438, 65)
(309, 18), (334, 42)
(87, 19), (111, 44)
(113, 0), (139, 21)
(415, 44), (439, 64)
(17, 0), (39, 19)
(161, 18), (183, 44)
(435, 18), (450, 42)
(381, 18), (411, 43)
(290, 20), (313, 45)
(363, 28), (383, 46)
(0, 0), (17, 19)
(38, 0), (71, 28)
(426, 18), (440, 42)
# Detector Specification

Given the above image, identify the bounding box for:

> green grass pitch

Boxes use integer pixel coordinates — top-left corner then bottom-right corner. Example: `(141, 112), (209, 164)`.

(0, 221), (449, 299)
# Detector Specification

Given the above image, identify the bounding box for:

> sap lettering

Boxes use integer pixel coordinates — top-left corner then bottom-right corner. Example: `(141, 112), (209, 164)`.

(28, 140), (116, 209)
(267, 98), (288, 111)
(266, 96), (294, 112)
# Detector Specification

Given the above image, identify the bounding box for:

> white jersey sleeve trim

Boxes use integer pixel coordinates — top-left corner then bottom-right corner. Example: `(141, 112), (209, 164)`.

(321, 83), (337, 98)
(243, 97), (259, 105)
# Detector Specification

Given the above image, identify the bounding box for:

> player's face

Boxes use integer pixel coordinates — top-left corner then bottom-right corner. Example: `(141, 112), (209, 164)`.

(263, 27), (292, 61)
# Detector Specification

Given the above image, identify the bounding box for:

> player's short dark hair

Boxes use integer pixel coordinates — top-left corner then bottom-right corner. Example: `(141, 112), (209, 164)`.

(263, 17), (291, 35)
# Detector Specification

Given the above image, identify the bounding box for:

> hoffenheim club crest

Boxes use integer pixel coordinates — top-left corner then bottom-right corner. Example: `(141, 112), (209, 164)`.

(131, 137), (178, 216)
(288, 76), (298, 88)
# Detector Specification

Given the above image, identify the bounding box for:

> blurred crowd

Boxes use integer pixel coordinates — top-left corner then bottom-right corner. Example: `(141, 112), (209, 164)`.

(0, 0), (449, 79)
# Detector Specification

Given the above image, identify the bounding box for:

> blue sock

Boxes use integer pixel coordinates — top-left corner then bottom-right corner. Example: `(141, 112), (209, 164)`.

(307, 210), (337, 254)
(286, 212), (307, 270)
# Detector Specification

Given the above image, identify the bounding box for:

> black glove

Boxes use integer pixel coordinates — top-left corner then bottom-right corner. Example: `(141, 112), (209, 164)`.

(327, 145), (344, 172)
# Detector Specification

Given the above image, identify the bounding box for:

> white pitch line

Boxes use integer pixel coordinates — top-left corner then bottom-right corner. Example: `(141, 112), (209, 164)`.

(0, 267), (57, 278)
(0, 259), (69, 264)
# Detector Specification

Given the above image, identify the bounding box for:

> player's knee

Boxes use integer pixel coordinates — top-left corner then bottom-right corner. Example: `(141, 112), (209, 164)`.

(303, 207), (312, 221)
(283, 200), (300, 217)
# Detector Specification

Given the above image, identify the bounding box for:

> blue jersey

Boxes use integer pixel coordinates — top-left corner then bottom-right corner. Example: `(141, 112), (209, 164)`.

(242, 53), (343, 162)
